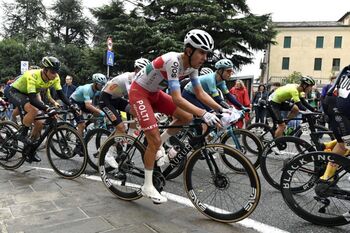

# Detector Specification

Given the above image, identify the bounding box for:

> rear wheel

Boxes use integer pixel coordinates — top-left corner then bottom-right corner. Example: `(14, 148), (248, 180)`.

(246, 123), (274, 146)
(0, 121), (25, 169)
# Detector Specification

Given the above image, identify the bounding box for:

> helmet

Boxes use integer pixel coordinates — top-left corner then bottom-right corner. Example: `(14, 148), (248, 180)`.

(41, 56), (61, 72)
(134, 58), (151, 69)
(300, 76), (316, 86)
(200, 67), (214, 75)
(184, 29), (214, 52)
(92, 73), (107, 85)
(215, 59), (234, 70)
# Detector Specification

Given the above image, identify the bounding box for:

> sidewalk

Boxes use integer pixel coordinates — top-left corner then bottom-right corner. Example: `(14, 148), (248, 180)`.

(0, 166), (258, 233)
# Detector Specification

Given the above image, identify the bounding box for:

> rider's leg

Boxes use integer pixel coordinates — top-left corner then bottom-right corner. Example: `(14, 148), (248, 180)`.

(320, 142), (347, 180)
(275, 122), (286, 138)
(23, 103), (39, 127)
(286, 105), (299, 119)
(11, 107), (20, 123)
(31, 119), (45, 140)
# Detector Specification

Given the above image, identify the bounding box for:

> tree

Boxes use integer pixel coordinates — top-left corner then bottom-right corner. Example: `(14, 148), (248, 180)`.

(0, 39), (26, 81)
(48, 0), (92, 46)
(283, 71), (302, 85)
(1, 0), (47, 43)
(142, 0), (277, 68)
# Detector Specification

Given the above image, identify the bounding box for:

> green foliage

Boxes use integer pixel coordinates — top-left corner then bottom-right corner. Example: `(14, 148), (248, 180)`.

(282, 71), (302, 85)
(1, 0), (46, 43)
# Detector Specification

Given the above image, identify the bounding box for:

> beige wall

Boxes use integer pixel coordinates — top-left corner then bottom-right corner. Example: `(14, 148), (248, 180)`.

(268, 26), (350, 84)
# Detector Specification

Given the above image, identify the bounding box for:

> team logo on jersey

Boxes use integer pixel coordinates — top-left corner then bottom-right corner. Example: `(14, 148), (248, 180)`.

(170, 62), (179, 78)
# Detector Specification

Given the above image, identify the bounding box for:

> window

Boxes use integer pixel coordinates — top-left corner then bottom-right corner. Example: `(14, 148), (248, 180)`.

(282, 57), (290, 70)
(283, 36), (291, 48)
(314, 58), (322, 71)
(334, 36), (342, 48)
(316, 36), (324, 48)
(332, 58), (340, 71)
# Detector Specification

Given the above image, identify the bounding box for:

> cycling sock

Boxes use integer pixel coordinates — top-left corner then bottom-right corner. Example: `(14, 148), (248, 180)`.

(160, 131), (172, 145)
(144, 169), (154, 188)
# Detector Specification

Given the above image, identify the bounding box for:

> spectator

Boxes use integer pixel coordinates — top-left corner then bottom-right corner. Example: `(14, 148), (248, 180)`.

(229, 80), (251, 128)
(62, 75), (76, 98)
(307, 85), (321, 109)
(252, 84), (268, 123)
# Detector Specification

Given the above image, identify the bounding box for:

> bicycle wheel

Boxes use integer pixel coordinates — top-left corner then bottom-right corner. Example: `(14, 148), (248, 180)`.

(0, 121), (25, 169)
(184, 144), (261, 223)
(246, 123), (274, 145)
(46, 125), (87, 179)
(48, 121), (76, 159)
(84, 128), (111, 171)
(260, 136), (315, 190)
(220, 128), (263, 171)
(99, 134), (146, 200)
(281, 151), (350, 227)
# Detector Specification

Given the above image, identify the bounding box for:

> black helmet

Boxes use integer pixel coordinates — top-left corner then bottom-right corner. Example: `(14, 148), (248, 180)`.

(300, 76), (316, 86)
(41, 56), (61, 72)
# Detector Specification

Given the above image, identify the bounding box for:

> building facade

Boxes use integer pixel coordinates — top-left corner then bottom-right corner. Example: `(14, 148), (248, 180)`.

(262, 12), (350, 85)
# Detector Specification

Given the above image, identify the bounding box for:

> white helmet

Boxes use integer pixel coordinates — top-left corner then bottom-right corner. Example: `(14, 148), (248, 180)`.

(200, 67), (214, 75)
(92, 73), (107, 85)
(184, 29), (214, 52)
(134, 58), (151, 69)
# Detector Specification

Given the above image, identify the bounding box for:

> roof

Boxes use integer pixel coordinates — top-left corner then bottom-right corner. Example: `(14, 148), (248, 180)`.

(274, 21), (347, 28)
(338, 12), (350, 22)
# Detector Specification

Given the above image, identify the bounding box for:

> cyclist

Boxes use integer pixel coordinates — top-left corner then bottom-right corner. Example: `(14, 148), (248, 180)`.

(70, 73), (107, 136)
(129, 29), (228, 203)
(182, 58), (247, 111)
(7, 56), (75, 162)
(321, 66), (350, 180)
(269, 76), (317, 138)
(99, 58), (150, 134)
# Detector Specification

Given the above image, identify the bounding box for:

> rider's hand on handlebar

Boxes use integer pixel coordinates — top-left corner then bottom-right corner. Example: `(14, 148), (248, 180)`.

(46, 107), (58, 117)
(202, 111), (221, 127)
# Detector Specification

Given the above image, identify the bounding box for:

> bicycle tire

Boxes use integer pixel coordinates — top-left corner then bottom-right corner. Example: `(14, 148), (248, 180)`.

(220, 128), (263, 171)
(46, 125), (87, 179)
(0, 121), (25, 169)
(99, 134), (146, 201)
(184, 144), (261, 223)
(84, 128), (111, 171)
(281, 151), (350, 226)
(246, 123), (274, 146)
(49, 121), (77, 159)
(260, 136), (315, 190)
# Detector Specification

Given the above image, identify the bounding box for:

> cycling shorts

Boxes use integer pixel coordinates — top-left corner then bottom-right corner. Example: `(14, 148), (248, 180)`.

(99, 92), (129, 126)
(269, 100), (293, 124)
(129, 82), (176, 131)
(8, 87), (30, 109)
(182, 89), (211, 112)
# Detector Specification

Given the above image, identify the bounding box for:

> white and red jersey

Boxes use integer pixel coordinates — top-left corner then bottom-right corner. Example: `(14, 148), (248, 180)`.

(102, 72), (134, 98)
(134, 52), (199, 93)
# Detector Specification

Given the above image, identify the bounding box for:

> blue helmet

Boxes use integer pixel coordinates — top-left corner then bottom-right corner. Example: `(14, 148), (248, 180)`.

(215, 59), (233, 70)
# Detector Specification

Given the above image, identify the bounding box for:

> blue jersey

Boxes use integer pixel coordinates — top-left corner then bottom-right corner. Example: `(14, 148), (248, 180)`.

(70, 84), (99, 103)
(184, 73), (229, 97)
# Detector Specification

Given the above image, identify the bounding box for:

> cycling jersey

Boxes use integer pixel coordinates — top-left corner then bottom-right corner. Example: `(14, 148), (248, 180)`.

(70, 83), (100, 103)
(336, 73), (350, 117)
(271, 84), (302, 104)
(11, 69), (62, 94)
(102, 72), (134, 98)
(184, 72), (229, 97)
(130, 52), (200, 131)
(134, 52), (200, 93)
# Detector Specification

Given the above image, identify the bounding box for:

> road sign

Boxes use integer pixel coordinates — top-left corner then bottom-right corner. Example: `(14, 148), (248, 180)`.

(106, 51), (114, 66)
(20, 61), (29, 74)
(107, 36), (113, 51)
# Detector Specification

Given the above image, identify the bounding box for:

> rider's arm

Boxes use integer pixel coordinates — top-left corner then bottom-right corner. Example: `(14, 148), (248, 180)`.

(56, 89), (71, 106)
(300, 97), (316, 111)
(192, 84), (222, 112)
(224, 93), (243, 108)
(171, 89), (206, 117)
(28, 93), (48, 111)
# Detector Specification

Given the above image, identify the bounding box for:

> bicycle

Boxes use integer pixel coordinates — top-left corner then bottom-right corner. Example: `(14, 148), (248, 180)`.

(98, 119), (261, 223)
(280, 150), (350, 226)
(247, 103), (330, 145)
(0, 110), (88, 179)
(259, 111), (334, 190)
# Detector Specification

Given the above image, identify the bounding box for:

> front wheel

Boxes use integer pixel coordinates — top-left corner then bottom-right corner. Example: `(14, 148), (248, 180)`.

(46, 125), (88, 179)
(184, 144), (261, 222)
(246, 123), (274, 146)
(281, 151), (350, 227)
